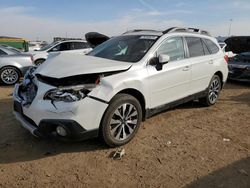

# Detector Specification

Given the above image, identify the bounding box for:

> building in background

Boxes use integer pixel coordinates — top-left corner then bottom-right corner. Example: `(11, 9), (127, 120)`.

(0, 36), (29, 52)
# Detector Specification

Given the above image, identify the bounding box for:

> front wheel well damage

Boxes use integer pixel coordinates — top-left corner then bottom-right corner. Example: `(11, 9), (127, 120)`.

(117, 88), (146, 121)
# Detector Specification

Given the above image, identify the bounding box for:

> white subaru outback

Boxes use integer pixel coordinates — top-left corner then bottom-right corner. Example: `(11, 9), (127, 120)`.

(13, 27), (228, 147)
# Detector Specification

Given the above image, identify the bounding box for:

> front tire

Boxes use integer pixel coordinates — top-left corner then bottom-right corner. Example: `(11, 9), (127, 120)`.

(0, 66), (20, 85)
(101, 94), (142, 147)
(199, 75), (221, 106)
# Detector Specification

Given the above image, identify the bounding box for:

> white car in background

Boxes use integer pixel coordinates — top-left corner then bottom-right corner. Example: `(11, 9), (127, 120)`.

(32, 40), (92, 65)
(0, 45), (34, 85)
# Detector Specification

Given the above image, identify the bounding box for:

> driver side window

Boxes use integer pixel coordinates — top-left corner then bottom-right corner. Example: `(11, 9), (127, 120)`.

(156, 37), (185, 62)
(50, 42), (71, 52)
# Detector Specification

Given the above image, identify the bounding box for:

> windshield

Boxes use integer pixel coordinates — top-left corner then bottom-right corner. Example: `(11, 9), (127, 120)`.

(88, 35), (158, 62)
(38, 41), (60, 51)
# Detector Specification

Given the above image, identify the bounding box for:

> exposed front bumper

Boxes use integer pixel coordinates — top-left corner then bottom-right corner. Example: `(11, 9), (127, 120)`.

(13, 110), (41, 137)
(13, 83), (108, 141)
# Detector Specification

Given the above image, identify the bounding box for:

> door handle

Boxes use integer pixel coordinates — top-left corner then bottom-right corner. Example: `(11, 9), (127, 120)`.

(182, 66), (190, 71)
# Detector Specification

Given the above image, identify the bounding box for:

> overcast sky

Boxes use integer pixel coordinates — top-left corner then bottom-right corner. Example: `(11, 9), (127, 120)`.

(0, 0), (250, 41)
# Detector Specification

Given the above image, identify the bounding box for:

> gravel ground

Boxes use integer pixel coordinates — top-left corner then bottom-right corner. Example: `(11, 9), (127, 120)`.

(0, 81), (249, 188)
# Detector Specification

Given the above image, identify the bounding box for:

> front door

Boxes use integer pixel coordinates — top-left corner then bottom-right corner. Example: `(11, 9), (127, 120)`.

(146, 37), (191, 108)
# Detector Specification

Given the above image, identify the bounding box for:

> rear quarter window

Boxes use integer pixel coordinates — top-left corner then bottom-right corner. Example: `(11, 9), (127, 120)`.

(71, 42), (88, 50)
(203, 39), (219, 54)
(186, 37), (205, 58)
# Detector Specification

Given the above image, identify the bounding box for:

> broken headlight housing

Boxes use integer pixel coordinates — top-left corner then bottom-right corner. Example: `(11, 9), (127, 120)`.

(44, 84), (96, 102)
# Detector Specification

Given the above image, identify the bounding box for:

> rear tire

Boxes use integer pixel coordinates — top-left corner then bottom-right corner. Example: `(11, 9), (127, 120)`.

(0, 66), (20, 85)
(199, 75), (221, 106)
(100, 94), (142, 147)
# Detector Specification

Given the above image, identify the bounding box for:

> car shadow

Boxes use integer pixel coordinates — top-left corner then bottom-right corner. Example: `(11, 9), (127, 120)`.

(229, 92), (250, 107)
(0, 98), (109, 164)
(185, 157), (250, 188)
(220, 83), (250, 107)
(225, 80), (250, 89)
(175, 100), (205, 109)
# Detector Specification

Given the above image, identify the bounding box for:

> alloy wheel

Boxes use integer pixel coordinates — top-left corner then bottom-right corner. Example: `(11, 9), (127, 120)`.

(208, 77), (220, 104)
(1, 68), (19, 85)
(109, 103), (138, 141)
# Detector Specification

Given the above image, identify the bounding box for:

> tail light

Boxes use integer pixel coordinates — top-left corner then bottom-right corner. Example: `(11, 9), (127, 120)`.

(224, 55), (229, 63)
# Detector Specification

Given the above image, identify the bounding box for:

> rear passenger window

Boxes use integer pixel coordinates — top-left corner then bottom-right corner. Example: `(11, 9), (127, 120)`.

(203, 39), (219, 54)
(156, 37), (185, 62)
(71, 42), (87, 50)
(186, 37), (204, 58)
(59, 42), (71, 51)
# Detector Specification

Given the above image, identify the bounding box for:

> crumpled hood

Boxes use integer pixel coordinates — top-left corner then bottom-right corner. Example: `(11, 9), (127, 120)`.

(35, 53), (132, 78)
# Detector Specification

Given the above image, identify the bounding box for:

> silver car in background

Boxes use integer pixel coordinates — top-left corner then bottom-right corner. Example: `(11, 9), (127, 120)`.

(0, 45), (34, 85)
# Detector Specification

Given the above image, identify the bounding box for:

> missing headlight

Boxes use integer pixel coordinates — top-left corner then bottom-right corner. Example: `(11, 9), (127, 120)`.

(44, 86), (91, 102)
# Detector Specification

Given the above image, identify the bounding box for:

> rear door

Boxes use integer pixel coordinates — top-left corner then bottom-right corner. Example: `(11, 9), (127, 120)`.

(185, 37), (213, 93)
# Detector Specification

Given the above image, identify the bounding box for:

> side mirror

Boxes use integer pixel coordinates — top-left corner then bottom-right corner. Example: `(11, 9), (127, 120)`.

(155, 54), (170, 71)
(158, 54), (170, 64)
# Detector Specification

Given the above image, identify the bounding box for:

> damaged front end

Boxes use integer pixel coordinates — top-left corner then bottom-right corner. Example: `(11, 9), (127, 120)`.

(35, 67), (129, 87)
(18, 63), (131, 108)
(37, 68), (130, 104)
(43, 79), (101, 104)
(17, 67), (38, 106)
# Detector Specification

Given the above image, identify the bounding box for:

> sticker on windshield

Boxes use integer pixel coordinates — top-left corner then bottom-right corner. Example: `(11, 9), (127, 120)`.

(140, 36), (158, 40)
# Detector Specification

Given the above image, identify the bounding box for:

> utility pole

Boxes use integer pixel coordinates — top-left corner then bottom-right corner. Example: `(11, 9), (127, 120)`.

(228, 19), (233, 37)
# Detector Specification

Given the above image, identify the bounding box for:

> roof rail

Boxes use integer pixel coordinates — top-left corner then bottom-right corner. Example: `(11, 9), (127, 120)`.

(163, 27), (211, 36)
(123, 29), (159, 34)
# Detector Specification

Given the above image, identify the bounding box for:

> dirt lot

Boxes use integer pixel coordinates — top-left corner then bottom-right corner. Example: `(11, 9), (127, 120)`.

(0, 82), (249, 188)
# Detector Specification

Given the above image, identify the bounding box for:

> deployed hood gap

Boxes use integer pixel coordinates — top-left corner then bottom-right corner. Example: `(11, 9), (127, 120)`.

(36, 67), (131, 87)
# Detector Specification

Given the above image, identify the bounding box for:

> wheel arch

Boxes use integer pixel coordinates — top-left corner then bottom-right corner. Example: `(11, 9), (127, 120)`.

(214, 71), (223, 89)
(117, 88), (146, 121)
